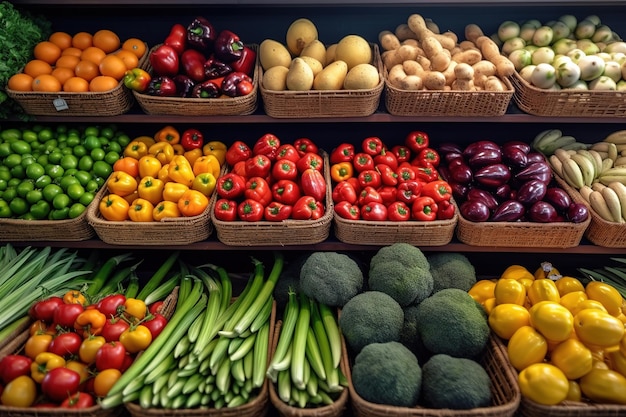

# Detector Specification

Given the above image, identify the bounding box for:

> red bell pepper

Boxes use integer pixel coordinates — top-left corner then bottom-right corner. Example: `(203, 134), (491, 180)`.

(358, 186), (383, 206)
(232, 161), (247, 178)
(204, 57), (233, 79)
(396, 165), (416, 183)
(173, 74), (196, 97)
(415, 147), (441, 167)
(225, 141), (252, 166)
(414, 163), (439, 183)
(334, 201), (360, 220)
(271, 179), (301, 205)
(238, 199), (264, 222)
(378, 186), (398, 206)
(330, 143), (355, 164)
(244, 177), (272, 206)
(376, 164), (398, 187)
(230, 45), (257, 77)
(272, 159), (298, 181)
(164, 23), (187, 55)
(292, 196), (324, 220)
(147, 76), (177, 97)
(245, 154), (272, 178)
(213, 199), (238, 221)
(332, 181), (357, 204)
(388, 201), (411, 221)
(191, 77), (222, 98)
(422, 180), (452, 202)
(412, 196), (438, 221)
(181, 49), (207, 82)
(123, 68), (151, 93)
(361, 201), (388, 221)
(253, 133), (281, 161)
(186, 16), (217, 52)
(405, 131), (430, 153)
(347, 177), (361, 195)
(293, 138), (319, 157)
(357, 169), (382, 189)
(362, 136), (384, 156)
(373, 148), (398, 170)
(391, 145), (412, 164)
(300, 168), (326, 202)
(214, 29), (245, 63)
(149, 44), (179, 77)
(264, 202), (292, 221)
(234, 79), (253, 96)
(216, 172), (246, 199)
(353, 153), (374, 173)
(276, 144), (301, 163)
(181, 129), (204, 152)
(296, 152), (324, 173)
(437, 199), (456, 220)
(221, 71), (252, 97)
(397, 180), (423, 205)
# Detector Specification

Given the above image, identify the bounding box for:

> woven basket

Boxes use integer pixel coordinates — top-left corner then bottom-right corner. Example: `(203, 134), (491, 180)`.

(384, 76), (514, 117)
(554, 175), (626, 248)
(347, 335), (520, 417)
(211, 152), (333, 246)
(333, 209), (457, 246)
(6, 44), (148, 116)
(132, 44), (259, 116)
(260, 44), (384, 119)
(268, 320), (349, 417)
(0, 183), (108, 242)
(510, 71), (626, 117)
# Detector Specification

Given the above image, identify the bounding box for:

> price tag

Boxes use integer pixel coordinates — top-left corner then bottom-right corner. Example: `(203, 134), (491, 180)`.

(53, 97), (69, 111)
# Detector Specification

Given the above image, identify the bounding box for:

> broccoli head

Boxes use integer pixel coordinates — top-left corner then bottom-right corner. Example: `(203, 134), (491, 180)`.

(400, 304), (428, 361)
(368, 260), (433, 306)
(421, 354), (492, 409)
(351, 341), (422, 407)
(369, 243), (430, 271)
(427, 252), (477, 294)
(299, 252), (364, 307)
(339, 291), (404, 353)
(415, 288), (489, 359)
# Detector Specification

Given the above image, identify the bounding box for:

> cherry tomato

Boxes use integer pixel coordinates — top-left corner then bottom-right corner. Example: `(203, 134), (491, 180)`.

(1, 375), (37, 407)
(101, 317), (130, 342)
(41, 367), (81, 402)
(93, 368), (122, 397)
(48, 332), (83, 358)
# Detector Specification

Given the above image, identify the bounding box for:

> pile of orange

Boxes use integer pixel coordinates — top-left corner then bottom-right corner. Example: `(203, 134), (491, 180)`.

(7, 30), (146, 93)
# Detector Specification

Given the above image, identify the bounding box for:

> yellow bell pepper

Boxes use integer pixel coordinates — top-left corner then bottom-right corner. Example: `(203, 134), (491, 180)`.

(138, 176), (165, 205)
(573, 308), (625, 348)
(138, 155), (162, 179)
(177, 189), (209, 217)
(580, 368), (626, 405)
(184, 148), (203, 167)
(571, 299), (608, 316)
(149, 142), (175, 165)
(192, 173), (217, 197)
(153, 200), (181, 221)
(128, 198), (154, 222)
(203, 141), (227, 165)
(31, 352), (66, 383)
(518, 363), (569, 405)
(162, 182), (189, 203)
(158, 164), (170, 183)
(555, 276), (585, 296)
(123, 140), (148, 159)
(123, 190), (139, 205)
(607, 349), (626, 377)
(482, 297), (496, 315)
(193, 155), (221, 178)
(488, 303), (530, 340)
(527, 279), (561, 306)
(529, 301), (574, 343)
(99, 194), (130, 221)
(106, 171), (138, 197)
(168, 155), (195, 187)
(501, 264), (534, 281)
(173, 144), (185, 155)
(550, 338), (593, 380)
(585, 281), (624, 317)
(468, 279), (496, 305)
(560, 291), (588, 315)
(132, 135), (156, 147)
(494, 278), (527, 306)
(154, 125), (180, 145)
(507, 325), (548, 371)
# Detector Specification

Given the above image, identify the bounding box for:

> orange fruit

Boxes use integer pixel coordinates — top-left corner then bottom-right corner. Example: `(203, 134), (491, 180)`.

(54, 54), (80, 70)
(63, 76), (90, 92)
(93, 29), (120, 54)
(51, 67), (75, 85)
(122, 38), (146, 59)
(99, 54), (127, 80)
(32, 74), (62, 92)
(81, 46), (106, 65)
(72, 32), (93, 50)
(48, 32), (72, 50)
(89, 75), (118, 92)
(23, 59), (53, 77)
(33, 41), (62, 65)
(115, 50), (139, 70)
(7, 73), (34, 91)
(62, 47), (83, 58)
(74, 60), (100, 81)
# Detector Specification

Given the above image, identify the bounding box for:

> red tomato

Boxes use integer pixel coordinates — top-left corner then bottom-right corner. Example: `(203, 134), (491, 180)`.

(30, 297), (64, 322)
(96, 294), (126, 317)
(0, 355), (32, 384)
(95, 341), (127, 371)
(48, 332), (83, 358)
(41, 367), (81, 402)
(53, 303), (84, 329)
(143, 313), (168, 339)
(101, 317), (130, 342)
(60, 391), (94, 409)
(148, 301), (164, 315)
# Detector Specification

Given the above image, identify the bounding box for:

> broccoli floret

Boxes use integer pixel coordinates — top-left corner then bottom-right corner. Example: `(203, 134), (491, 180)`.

(427, 252), (477, 293)
(351, 341), (422, 407)
(415, 288), (489, 359)
(369, 243), (430, 271)
(421, 354), (492, 409)
(368, 260), (433, 306)
(339, 291), (404, 353)
(299, 252), (364, 307)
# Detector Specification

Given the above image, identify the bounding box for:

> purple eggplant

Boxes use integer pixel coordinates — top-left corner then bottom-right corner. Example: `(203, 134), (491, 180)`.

(502, 146), (528, 168)
(517, 179), (548, 206)
(490, 200), (525, 222)
(460, 200), (491, 222)
(474, 163), (511, 188)
(469, 148), (502, 168)
(502, 141), (531, 155)
(444, 151), (464, 164)
(438, 142), (464, 156)
(567, 203), (589, 223)
(466, 187), (499, 211)
(526, 152), (547, 164)
(450, 181), (469, 200)
(515, 161), (552, 184)
(495, 184), (513, 201)
(463, 140), (500, 159)
(544, 187), (572, 212)
(528, 201), (559, 223)
(449, 161), (473, 184)
(437, 165), (451, 183)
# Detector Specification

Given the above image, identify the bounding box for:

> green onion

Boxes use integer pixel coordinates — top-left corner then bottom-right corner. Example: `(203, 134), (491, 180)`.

(85, 253), (133, 297)
(136, 251), (180, 300)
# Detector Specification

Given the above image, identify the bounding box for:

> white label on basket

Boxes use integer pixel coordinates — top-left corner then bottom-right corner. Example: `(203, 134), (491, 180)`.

(53, 97), (69, 111)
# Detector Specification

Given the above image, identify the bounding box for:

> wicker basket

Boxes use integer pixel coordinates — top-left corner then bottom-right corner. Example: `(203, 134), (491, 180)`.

(0, 183), (108, 242)
(510, 71), (626, 118)
(132, 44), (259, 116)
(6, 44), (148, 116)
(260, 44), (384, 118)
(384, 74), (514, 117)
(347, 335), (520, 417)
(211, 152), (333, 246)
(553, 175), (626, 248)
(268, 320), (349, 417)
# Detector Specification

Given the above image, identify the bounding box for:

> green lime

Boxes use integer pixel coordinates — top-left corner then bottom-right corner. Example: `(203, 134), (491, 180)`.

(0, 166), (10, 182)
(0, 200), (12, 218)
(52, 193), (71, 210)
(48, 150), (63, 164)
(2, 186), (16, 202)
(25, 163), (45, 180)
(30, 200), (51, 219)
(78, 155), (94, 171)
(37, 128), (53, 142)
(20, 155), (35, 168)
(85, 179), (99, 192)
(35, 174), (52, 189)
(10, 165), (25, 179)
(42, 183), (63, 202)
(104, 151), (120, 166)
(74, 170), (92, 186)
(59, 175), (79, 191)
(7, 178), (20, 188)
(0, 143), (12, 157)
(84, 126), (99, 138)
(100, 126), (116, 139)
(106, 141), (122, 154)
(0, 179), (7, 192)
(36, 154), (49, 166)
(115, 133), (131, 148)
(66, 134), (81, 148)
(49, 207), (69, 220)
(73, 145), (87, 158)
(20, 130), (38, 143)
(10, 140), (31, 155)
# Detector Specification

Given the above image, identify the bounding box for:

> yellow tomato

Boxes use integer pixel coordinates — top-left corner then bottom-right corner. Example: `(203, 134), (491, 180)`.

(527, 279), (561, 306)
(494, 278), (527, 306)
(560, 291), (588, 315)
(501, 264), (534, 281)
(586, 281), (624, 317)
(550, 338), (593, 380)
(518, 363), (569, 405)
(507, 325), (548, 371)
(580, 368), (626, 405)
(529, 301), (574, 343)
(488, 303), (531, 340)
(468, 279), (496, 304)
(573, 308), (625, 348)
(555, 276), (585, 296)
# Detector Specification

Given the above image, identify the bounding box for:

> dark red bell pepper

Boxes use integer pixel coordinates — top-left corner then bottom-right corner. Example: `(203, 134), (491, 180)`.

(204, 56), (233, 79)
(388, 201), (411, 221)
(238, 199), (264, 222)
(181, 49), (207, 82)
(357, 169), (382, 189)
(391, 145), (411, 164)
(245, 177), (272, 206)
(362, 137), (384, 156)
(272, 159), (298, 181)
(216, 173), (246, 199)
(300, 168), (326, 202)
(397, 180), (423, 205)
(253, 133), (281, 161)
(293, 138), (318, 158)
(422, 180), (452, 202)
(221, 71), (253, 97)
(149, 44), (179, 77)
(245, 154), (272, 178)
(296, 152), (324, 173)
(353, 153), (374, 173)
(405, 131), (429, 153)
(334, 201), (360, 220)
(396, 165), (416, 183)
(358, 186), (383, 206)
(378, 186), (398, 206)
(230, 45), (257, 77)
(376, 164), (398, 187)
(330, 143), (355, 164)
(164, 24), (187, 55)
(332, 181), (357, 204)
(191, 77), (222, 98)
(437, 199), (456, 220)
(215, 30), (245, 63)
(172, 75), (196, 97)
(214, 199), (238, 221)
(264, 202), (292, 221)
(226, 141), (252, 166)
(373, 148), (398, 170)
(361, 201), (388, 221)
(276, 144), (301, 163)
(181, 129), (204, 151)
(147, 76), (177, 97)
(187, 16), (217, 52)
(412, 196), (438, 221)
(272, 179), (301, 205)
(415, 147), (441, 167)
(292, 196), (324, 220)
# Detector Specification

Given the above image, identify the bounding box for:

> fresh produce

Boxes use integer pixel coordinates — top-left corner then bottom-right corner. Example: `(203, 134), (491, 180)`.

(427, 252), (477, 293)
